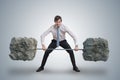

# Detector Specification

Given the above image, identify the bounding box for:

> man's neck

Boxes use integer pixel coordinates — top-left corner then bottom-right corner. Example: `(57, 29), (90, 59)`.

(54, 24), (62, 28)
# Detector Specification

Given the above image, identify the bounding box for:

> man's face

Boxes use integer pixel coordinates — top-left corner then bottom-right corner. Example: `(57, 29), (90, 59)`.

(55, 19), (62, 27)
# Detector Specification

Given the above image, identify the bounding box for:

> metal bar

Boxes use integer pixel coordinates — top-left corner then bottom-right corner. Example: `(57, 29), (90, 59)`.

(36, 48), (83, 50)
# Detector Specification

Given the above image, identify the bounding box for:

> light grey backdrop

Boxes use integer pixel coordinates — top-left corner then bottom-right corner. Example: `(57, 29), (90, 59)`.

(0, 0), (120, 80)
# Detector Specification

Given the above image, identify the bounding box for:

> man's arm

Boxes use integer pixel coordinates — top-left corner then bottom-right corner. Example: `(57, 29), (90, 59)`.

(65, 26), (79, 51)
(40, 26), (52, 50)
(65, 26), (78, 46)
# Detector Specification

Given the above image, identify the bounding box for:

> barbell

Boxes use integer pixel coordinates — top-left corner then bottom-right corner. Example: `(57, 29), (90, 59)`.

(9, 37), (109, 62)
(35, 48), (83, 50)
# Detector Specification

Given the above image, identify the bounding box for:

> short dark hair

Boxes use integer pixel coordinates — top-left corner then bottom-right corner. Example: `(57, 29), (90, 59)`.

(54, 15), (62, 22)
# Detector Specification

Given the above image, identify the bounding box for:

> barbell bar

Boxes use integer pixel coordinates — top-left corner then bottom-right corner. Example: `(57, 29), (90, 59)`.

(35, 48), (83, 50)
(9, 37), (109, 62)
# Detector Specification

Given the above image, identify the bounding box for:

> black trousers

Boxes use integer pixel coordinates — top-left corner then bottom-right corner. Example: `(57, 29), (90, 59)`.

(40, 39), (77, 68)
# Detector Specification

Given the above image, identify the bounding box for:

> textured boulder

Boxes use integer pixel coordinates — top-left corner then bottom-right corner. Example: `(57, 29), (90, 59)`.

(9, 37), (37, 61)
(82, 38), (109, 61)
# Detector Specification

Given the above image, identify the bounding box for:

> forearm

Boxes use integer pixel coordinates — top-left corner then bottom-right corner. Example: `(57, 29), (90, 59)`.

(70, 33), (78, 47)
(41, 35), (45, 45)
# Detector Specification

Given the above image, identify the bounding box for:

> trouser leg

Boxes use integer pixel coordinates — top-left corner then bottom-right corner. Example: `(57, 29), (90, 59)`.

(60, 40), (77, 68)
(40, 40), (57, 68)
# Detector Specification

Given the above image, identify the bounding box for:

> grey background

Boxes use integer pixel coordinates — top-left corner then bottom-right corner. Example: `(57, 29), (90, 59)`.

(0, 0), (120, 80)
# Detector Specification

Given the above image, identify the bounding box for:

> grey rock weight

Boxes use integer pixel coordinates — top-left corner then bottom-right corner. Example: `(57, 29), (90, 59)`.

(83, 38), (109, 61)
(9, 37), (37, 61)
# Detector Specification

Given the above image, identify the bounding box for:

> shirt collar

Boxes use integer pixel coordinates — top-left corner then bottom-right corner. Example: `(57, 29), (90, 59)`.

(54, 24), (62, 28)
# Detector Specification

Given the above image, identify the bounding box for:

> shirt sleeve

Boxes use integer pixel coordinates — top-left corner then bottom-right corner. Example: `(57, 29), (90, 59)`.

(40, 26), (52, 45)
(65, 26), (78, 46)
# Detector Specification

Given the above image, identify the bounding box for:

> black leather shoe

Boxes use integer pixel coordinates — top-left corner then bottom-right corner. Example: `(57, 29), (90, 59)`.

(73, 67), (80, 72)
(36, 67), (44, 72)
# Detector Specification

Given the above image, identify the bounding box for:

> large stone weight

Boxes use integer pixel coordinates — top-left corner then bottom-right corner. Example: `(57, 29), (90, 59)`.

(82, 38), (109, 61)
(9, 37), (37, 61)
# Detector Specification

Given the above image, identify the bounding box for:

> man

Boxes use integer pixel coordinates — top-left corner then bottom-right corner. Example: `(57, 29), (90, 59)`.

(36, 15), (80, 72)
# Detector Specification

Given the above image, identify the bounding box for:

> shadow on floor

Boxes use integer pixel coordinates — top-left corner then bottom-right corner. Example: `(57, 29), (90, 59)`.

(8, 67), (108, 76)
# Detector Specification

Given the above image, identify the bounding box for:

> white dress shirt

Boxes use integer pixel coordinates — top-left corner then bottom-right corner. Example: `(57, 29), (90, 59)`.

(40, 24), (78, 46)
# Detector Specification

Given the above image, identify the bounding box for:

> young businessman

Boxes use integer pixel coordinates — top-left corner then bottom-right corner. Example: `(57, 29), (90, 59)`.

(36, 15), (80, 72)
